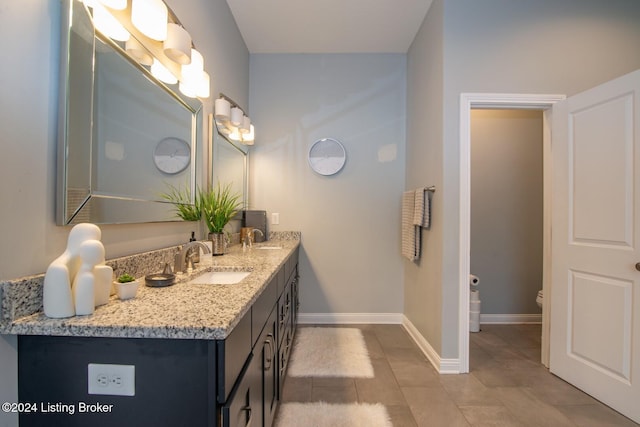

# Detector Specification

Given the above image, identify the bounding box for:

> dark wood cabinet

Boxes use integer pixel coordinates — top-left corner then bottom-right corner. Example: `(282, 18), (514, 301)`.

(18, 248), (298, 427)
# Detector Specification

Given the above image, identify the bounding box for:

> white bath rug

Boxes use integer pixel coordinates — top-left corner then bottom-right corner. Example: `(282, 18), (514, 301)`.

(288, 327), (374, 378)
(275, 402), (392, 427)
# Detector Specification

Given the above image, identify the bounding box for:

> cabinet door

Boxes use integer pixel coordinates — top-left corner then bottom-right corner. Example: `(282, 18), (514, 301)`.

(222, 354), (256, 427)
(262, 310), (278, 427)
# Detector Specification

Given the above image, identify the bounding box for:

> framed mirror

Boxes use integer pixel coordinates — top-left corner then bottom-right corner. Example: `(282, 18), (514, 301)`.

(57, 0), (203, 225)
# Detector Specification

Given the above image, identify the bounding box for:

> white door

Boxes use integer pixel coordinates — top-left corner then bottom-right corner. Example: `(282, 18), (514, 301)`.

(550, 69), (640, 423)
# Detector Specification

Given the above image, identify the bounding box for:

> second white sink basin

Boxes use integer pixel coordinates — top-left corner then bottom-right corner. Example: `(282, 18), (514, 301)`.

(188, 271), (250, 285)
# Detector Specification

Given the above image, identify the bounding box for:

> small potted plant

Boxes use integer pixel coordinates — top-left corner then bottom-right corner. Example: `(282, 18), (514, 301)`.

(200, 183), (243, 255)
(114, 273), (140, 300)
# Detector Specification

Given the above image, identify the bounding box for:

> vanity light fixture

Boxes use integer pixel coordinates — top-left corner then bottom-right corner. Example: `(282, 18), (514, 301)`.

(84, 0), (211, 99)
(131, 0), (168, 41)
(214, 94), (256, 145)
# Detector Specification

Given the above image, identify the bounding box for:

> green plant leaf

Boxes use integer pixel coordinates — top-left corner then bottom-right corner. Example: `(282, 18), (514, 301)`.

(117, 273), (136, 283)
(200, 182), (243, 234)
(159, 183), (201, 221)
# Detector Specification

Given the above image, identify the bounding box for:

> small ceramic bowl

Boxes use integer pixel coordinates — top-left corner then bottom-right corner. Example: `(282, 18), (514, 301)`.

(115, 280), (140, 300)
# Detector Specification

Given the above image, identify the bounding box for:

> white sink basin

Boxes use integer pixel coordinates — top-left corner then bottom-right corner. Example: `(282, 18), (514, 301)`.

(256, 246), (283, 250)
(188, 271), (250, 285)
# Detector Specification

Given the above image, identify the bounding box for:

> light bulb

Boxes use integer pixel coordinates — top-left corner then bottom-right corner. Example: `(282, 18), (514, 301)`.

(131, 0), (168, 41)
(151, 59), (177, 84)
(92, 2), (130, 41)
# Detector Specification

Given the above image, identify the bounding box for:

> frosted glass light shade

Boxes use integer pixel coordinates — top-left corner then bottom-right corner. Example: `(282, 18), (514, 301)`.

(230, 107), (243, 127)
(215, 98), (231, 122)
(126, 37), (153, 66)
(179, 80), (197, 98)
(228, 129), (242, 141)
(151, 58), (177, 84)
(98, 0), (127, 9)
(93, 3), (130, 41)
(180, 70), (209, 99)
(131, 0), (168, 41)
(197, 71), (210, 98)
(181, 49), (203, 76)
(240, 115), (250, 134)
(242, 125), (255, 145)
(164, 23), (192, 65)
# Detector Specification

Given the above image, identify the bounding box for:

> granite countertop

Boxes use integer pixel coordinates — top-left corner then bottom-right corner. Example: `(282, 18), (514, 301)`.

(1, 239), (299, 341)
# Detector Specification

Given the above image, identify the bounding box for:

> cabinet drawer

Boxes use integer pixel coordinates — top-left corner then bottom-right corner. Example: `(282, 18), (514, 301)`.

(251, 276), (277, 347)
(217, 312), (251, 403)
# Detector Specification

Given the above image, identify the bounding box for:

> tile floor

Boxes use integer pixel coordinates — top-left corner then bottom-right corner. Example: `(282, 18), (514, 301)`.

(277, 324), (638, 426)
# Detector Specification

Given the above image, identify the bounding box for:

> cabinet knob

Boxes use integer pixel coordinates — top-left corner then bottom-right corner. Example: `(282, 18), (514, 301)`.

(635, 262), (640, 272)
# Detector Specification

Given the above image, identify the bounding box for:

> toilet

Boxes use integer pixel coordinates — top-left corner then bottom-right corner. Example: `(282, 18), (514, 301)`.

(536, 290), (543, 308)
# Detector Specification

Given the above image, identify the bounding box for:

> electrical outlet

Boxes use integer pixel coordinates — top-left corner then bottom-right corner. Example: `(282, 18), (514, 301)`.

(271, 212), (280, 225)
(88, 363), (135, 396)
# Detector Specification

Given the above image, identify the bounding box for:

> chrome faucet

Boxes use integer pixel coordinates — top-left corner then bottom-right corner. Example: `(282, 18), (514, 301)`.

(252, 229), (264, 241)
(243, 228), (264, 249)
(175, 242), (211, 273)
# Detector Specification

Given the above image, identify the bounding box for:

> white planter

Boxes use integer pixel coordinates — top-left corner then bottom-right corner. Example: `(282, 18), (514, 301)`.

(114, 279), (140, 300)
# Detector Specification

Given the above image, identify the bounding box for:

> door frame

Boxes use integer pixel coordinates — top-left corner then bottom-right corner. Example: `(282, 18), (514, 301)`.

(458, 93), (565, 373)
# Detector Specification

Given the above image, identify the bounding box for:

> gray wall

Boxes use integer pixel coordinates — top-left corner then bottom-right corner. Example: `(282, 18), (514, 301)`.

(406, 0), (640, 359)
(0, 1), (249, 425)
(470, 110), (543, 316)
(405, 0), (445, 354)
(249, 54), (406, 316)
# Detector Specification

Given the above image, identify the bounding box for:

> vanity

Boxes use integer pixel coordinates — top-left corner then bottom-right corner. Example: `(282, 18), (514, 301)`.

(4, 239), (299, 427)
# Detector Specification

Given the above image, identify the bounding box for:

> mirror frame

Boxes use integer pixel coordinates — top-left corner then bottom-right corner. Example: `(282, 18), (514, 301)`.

(56, 0), (203, 225)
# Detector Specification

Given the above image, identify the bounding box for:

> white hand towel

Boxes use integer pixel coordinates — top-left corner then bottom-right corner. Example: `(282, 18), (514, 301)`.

(402, 191), (420, 261)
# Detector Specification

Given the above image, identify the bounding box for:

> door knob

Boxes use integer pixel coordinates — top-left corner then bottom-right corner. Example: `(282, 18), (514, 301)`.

(635, 262), (640, 271)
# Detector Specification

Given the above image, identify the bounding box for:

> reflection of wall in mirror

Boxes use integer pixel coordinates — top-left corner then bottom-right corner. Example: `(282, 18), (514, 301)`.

(213, 135), (246, 207)
(66, 14), (93, 193)
(93, 41), (193, 201)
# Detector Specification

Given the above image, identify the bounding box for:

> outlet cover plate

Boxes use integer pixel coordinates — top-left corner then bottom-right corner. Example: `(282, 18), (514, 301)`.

(88, 363), (135, 396)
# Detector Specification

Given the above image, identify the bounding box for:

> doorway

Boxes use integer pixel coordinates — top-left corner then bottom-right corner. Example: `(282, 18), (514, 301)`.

(458, 93), (565, 374)
(470, 108), (545, 370)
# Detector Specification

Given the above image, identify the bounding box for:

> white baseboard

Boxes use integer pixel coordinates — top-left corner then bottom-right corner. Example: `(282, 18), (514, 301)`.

(480, 313), (542, 324)
(402, 316), (461, 374)
(297, 313), (403, 325)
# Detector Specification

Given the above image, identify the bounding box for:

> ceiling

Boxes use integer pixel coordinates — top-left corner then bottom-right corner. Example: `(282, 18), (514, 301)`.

(225, 0), (433, 54)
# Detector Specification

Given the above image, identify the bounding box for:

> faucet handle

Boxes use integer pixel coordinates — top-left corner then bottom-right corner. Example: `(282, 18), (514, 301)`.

(186, 255), (195, 273)
(162, 263), (173, 275)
